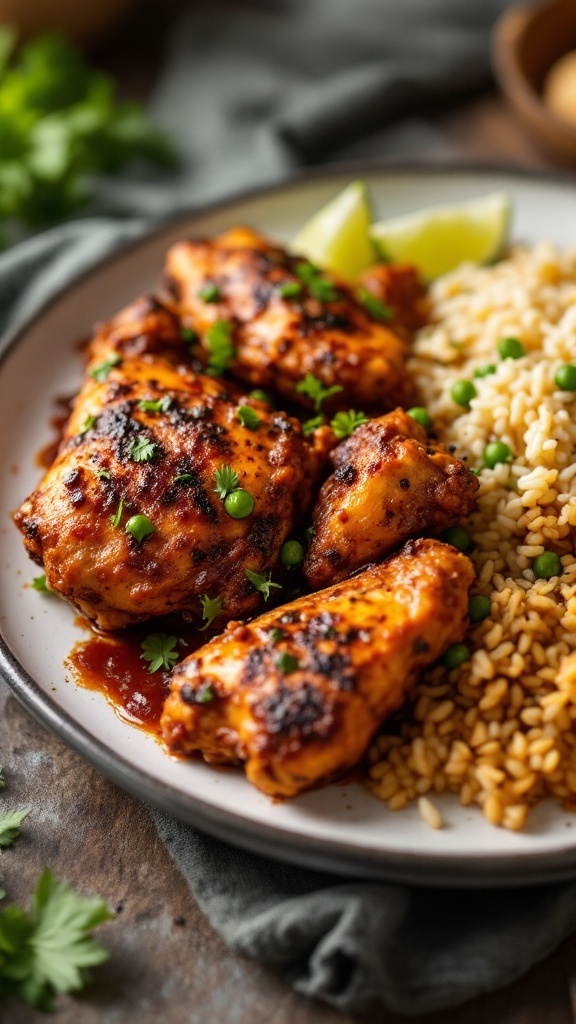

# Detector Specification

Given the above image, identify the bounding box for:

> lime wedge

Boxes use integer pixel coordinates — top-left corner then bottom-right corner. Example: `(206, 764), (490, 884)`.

(291, 180), (376, 280)
(369, 192), (511, 282)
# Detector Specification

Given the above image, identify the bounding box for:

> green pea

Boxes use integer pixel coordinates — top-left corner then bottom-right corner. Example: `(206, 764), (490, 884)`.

(440, 524), (472, 552)
(280, 540), (305, 570)
(468, 595), (491, 623)
(125, 514), (155, 543)
(498, 336), (525, 360)
(442, 644), (470, 670)
(532, 552), (562, 581)
(224, 489), (255, 519)
(483, 441), (512, 469)
(407, 407), (431, 430)
(450, 379), (477, 408)
(474, 363), (496, 379)
(554, 364), (576, 391)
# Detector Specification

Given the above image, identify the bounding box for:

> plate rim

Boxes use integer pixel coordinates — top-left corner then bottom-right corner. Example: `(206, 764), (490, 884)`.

(3, 159), (576, 888)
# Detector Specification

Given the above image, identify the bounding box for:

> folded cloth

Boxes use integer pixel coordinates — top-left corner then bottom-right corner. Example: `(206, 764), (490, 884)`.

(5, 0), (570, 1017)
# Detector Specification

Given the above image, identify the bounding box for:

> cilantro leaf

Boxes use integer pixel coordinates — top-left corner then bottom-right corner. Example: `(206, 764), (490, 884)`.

(245, 568), (282, 601)
(214, 465), (239, 499)
(302, 414), (325, 435)
(31, 574), (50, 592)
(0, 869), (111, 1011)
(295, 373), (343, 413)
(79, 414), (97, 436)
(138, 396), (172, 414)
(90, 353), (121, 382)
(0, 32), (175, 245)
(205, 319), (234, 377)
(356, 287), (392, 322)
(237, 405), (261, 431)
(295, 261), (339, 302)
(128, 436), (157, 463)
(0, 808), (30, 848)
(109, 497), (124, 529)
(199, 594), (223, 631)
(140, 634), (179, 674)
(330, 409), (369, 440)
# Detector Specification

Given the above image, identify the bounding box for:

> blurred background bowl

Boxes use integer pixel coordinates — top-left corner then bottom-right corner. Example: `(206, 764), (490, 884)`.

(493, 0), (576, 166)
(0, 0), (136, 45)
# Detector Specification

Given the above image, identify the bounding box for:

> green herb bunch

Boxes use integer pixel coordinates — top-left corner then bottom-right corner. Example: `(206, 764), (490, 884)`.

(0, 28), (175, 246)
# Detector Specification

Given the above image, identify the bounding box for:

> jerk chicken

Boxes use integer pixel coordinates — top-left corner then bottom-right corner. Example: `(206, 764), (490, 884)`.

(14, 295), (326, 631)
(163, 227), (414, 412)
(304, 408), (479, 589)
(161, 539), (475, 798)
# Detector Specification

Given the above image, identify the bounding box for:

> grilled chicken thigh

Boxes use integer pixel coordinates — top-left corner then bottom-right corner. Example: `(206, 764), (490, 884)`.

(163, 227), (413, 412)
(356, 262), (429, 339)
(304, 409), (478, 589)
(161, 538), (475, 798)
(15, 297), (324, 631)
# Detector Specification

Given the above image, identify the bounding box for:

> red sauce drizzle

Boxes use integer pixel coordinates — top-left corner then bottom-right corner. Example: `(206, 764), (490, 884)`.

(66, 621), (203, 736)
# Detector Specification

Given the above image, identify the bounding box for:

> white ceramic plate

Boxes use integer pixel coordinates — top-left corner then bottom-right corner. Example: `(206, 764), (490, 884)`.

(3, 165), (576, 887)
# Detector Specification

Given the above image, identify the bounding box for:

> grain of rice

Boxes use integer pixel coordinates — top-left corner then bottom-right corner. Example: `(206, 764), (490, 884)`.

(418, 797), (444, 829)
(366, 243), (576, 830)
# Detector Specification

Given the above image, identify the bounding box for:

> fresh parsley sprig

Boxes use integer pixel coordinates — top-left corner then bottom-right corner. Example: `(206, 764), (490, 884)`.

(296, 373), (343, 413)
(330, 409), (369, 439)
(0, 869), (111, 1011)
(245, 568), (282, 601)
(129, 436), (157, 463)
(199, 594), (223, 631)
(213, 465), (239, 499)
(0, 808), (30, 848)
(140, 634), (180, 674)
(0, 29), (175, 246)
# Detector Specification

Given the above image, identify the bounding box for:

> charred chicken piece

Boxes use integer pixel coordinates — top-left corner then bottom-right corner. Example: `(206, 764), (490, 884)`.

(303, 409), (479, 590)
(357, 262), (429, 339)
(14, 298), (323, 631)
(163, 227), (413, 412)
(161, 538), (475, 798)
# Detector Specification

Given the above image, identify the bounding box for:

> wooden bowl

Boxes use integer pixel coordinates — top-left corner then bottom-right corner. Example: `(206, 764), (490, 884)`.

(493, 0), (576, 166)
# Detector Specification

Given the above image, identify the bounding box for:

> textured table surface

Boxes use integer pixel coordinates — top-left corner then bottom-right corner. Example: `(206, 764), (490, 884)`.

(3, 4), (576, 1022)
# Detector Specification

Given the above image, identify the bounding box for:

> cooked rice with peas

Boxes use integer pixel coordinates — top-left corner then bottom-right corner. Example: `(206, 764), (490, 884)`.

(366, 242), (576, 831)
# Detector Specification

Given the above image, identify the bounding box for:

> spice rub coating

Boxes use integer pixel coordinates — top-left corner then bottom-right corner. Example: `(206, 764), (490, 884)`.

(163, 227), (413, 412)
(304, 409), (479, 590)
(161, 538), (475, 798)
(14, 297), (323, 631)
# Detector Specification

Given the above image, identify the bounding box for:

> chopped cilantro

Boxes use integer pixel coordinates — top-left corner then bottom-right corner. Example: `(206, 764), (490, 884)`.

(0, 808), (30, 848)
(198, 283), (221, 303)
(96, 469), (111, 480)
(296, 373), (343, 412)
(237, 405), (261, 431)
(276, 652), (299, 674)
(205, 319), (234, 377)
(214, 465), (239, 499)
(295, 260), (320, 284)
(110, 497), (124, 528)
(174, 473), (192, 485)
(278, 281), (302, 299)
(32, 575), (49, 592)
(245, 568), (282, 601)
(196, 684), (215, 703)
(268, 628), (285, 643)
(302, 414), (325, 435)
(140, 633), (179, 673)
(181, 327), (197, 343)
(79, 414), (97, 436)
(330, 409), (369, 439)
(305, 525), (316, 543)
(199, 594), (223, 631)
(356, 287), (392, 322)
(129, 436), (157, 463)
(295, 261), (339, 302)
(138, 396), (172, 414)
(90, 353), (121, 383)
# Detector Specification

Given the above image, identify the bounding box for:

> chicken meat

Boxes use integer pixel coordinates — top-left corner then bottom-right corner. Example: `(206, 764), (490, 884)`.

(14, 296), (326, 631)
(163, 227), (414, 412)
(161, 538), (475, 798)
(303, 408), (479, 590)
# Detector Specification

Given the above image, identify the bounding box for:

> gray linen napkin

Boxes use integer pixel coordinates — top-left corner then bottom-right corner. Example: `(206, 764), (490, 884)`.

(5, 0), (573, 1016)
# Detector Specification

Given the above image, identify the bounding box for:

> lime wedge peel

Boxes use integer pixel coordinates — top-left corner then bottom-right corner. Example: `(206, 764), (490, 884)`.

(369, 192), (512, 283)
(290, 180), (376, 280)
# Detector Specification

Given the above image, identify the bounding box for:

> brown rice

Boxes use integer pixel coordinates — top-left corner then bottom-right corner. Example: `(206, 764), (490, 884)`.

(366, 242), (576, 830)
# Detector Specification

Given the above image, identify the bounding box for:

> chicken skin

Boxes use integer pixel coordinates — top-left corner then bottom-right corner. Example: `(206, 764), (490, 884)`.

(304, 409), (479, 590)
(14, 297), (324, 631)
(161, 538), (475, 798)
(356, 262), (429, 339)
(163, 227), (413, 412)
